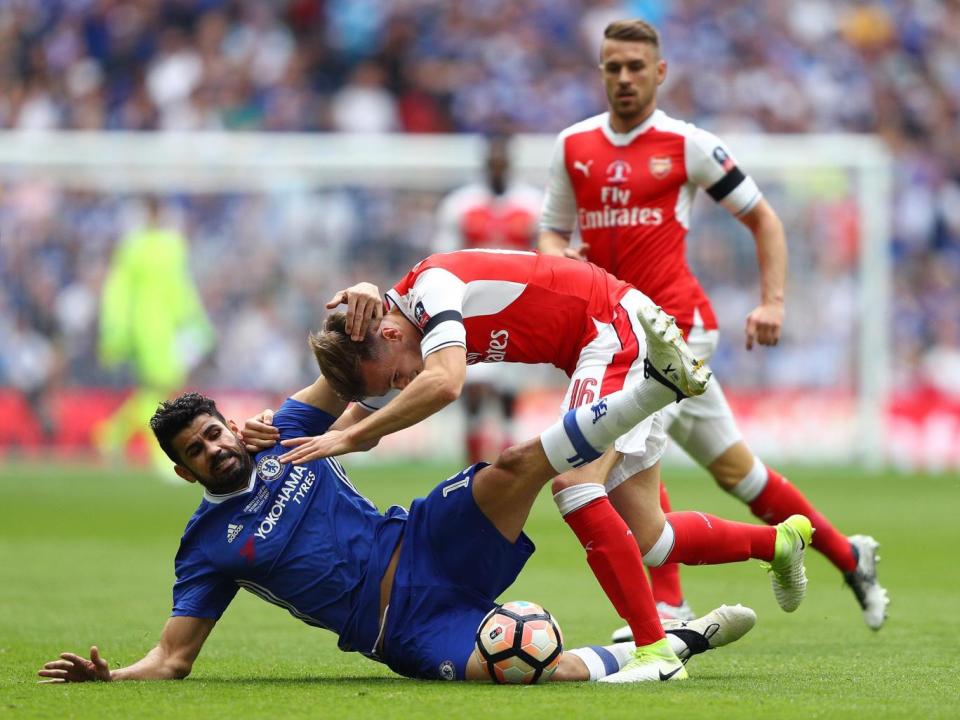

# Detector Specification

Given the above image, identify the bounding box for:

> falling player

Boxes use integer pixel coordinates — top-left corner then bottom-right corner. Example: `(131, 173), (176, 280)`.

(248, 249), (814, 682)
(38, 344), (759, 685)
(537, 18), (887, 631)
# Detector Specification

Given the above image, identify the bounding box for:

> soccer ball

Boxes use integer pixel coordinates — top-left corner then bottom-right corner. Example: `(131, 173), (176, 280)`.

(475, 600), (563, 684)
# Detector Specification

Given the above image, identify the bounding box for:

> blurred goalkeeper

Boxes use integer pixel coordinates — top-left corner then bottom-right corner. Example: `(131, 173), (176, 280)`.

(94, 196), (214, 476)
(38, 372), (756, 685)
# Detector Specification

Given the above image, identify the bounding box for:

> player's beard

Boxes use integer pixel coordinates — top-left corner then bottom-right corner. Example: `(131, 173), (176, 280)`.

(203, 446), (253, 495)
(610, 86), (655, 127)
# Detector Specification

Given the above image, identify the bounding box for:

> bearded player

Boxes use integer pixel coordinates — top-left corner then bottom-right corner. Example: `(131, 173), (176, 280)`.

(38, 347), (758, 685)
(537, 19), (887, 632)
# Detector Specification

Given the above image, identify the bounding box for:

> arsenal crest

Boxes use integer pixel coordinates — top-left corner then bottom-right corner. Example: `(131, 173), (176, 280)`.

(649, 156), (672, 179)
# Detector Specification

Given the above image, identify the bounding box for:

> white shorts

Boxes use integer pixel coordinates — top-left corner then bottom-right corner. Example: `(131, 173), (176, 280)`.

(558, 289), (667, 490)
(660, 326), (742, 466)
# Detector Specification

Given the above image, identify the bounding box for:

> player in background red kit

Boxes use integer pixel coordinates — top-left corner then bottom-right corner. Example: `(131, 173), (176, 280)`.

(538, 19), (888, 633)
(433, 135), (544, 464)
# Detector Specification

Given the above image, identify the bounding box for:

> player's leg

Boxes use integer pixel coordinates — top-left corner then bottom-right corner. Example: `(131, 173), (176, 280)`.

(540, 293), (711, 650)
(393, 382), (686, 684)
(474, 437), (668, 658)
(670, 364), (888, 629)
(462, 379), (495, 464)
(475, 369), (727, 680)
(607, 451), (812, 617)
(548, 453), (668, 653)
(466, 602), (758, 682)
(608, 299), (810, 594)
(531, 296), (722, 681)
(545, 427), (665, 649)
(93, 385), (166, 458)
(462, 364), (524, 464)
(645, 481), (692, 619)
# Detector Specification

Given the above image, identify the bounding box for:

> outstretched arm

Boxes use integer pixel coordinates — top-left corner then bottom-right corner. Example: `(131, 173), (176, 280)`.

(38, 616), (216, 683)
(738, 198), (786, 350)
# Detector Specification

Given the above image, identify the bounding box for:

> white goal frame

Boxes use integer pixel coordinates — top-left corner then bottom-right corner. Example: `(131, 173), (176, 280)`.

(0, 131), (892, 468)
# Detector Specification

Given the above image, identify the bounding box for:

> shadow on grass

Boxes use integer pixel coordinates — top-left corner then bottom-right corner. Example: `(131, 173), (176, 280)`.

(192, 676), (411, 685)
(188, 676), (593, 688)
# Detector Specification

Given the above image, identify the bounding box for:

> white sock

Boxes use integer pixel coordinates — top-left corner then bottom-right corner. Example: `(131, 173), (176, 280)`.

(642, 520), (675, 567)
(539, 385), (660, 474)
(729, 456), (769, 502)
(633, 377), (680, 414)
(568, 643), (635, 681)
(553, 483), (606, 517)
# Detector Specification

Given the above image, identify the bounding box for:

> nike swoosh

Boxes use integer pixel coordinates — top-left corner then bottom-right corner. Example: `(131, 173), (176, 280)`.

(659, 666), (683, 681)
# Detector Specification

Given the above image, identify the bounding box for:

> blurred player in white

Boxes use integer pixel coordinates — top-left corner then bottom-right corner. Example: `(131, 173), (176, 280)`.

(538, 19), (888, 632)
(433, 135), (545, 464)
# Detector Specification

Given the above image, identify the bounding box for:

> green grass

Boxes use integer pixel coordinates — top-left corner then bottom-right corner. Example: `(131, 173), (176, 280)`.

(2, 460), (958, 719)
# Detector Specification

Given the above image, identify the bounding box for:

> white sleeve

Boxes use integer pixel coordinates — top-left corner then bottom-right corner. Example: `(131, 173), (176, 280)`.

(357, 388), (400, 412)
(386, 267), (467, 358)
(685, 127), (762, 217)
(539, 134), (577, 235)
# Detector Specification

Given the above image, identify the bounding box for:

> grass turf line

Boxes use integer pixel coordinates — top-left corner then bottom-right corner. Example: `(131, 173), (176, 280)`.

(1, 460), (957, 719)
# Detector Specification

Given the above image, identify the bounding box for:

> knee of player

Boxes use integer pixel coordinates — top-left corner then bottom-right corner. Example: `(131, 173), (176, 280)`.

(712, 471), (740, 491)
(550, 472), (581, 495)
(490, 443), (527, 475)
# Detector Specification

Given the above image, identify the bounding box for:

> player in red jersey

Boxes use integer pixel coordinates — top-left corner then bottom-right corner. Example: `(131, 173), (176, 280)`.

(538, 19), (887, 632)
(248, 249), (814, 682)
(432, 135), (543, 464)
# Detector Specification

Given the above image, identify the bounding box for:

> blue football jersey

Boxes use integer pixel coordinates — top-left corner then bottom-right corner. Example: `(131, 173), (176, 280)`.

(171, 398), (407, 657)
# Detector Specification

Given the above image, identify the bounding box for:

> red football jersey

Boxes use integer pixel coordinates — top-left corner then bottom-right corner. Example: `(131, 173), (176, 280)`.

(540, 110), (762, 335)
(386, 249), (631, 376)
(433, 181), (542, 253)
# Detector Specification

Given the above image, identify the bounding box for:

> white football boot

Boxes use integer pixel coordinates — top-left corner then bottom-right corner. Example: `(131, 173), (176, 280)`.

(763, 514), (813, 612)
(636, 304), (712, 402)
(844, 535), (889, 630)
(663, 604), (758, 663)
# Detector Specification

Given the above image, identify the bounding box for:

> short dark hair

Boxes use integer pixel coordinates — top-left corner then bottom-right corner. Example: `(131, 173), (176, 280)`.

(603, 19), (660, 49)
(150, 392), (226, 464)
(309, 312), (383, 402)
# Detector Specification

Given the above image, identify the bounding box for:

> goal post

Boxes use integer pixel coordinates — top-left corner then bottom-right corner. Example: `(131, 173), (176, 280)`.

(0, 131), (892, 467)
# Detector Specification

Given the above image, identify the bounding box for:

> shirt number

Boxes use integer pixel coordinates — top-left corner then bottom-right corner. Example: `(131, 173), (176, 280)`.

(442, 477), (470, 497)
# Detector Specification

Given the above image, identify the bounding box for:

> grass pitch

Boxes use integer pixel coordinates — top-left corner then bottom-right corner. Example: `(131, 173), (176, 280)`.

(2, 459), (958, 719)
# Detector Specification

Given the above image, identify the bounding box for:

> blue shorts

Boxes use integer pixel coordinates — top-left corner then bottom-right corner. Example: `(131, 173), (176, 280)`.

(381, 463), (536, 681)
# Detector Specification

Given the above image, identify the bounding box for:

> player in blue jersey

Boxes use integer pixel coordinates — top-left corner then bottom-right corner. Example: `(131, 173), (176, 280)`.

(38, 339), (756, 684)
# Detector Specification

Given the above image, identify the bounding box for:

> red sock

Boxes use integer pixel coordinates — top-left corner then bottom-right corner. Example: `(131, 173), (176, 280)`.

(466, 431), (484, 464)
(564, 498), (665, 646)
(665, 511), (776, 564)
(749, 466), (856, 573)
(648, 482), (684, 606)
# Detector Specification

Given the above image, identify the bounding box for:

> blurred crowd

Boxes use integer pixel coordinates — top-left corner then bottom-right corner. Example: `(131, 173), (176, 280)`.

(2, 0), (959, 408)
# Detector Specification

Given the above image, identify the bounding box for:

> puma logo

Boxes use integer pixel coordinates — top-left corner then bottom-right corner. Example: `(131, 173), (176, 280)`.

(573, 160), (593, 177)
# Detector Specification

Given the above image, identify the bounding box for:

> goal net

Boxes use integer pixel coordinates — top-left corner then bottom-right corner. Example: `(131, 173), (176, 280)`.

(0, 131), (891, 467)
